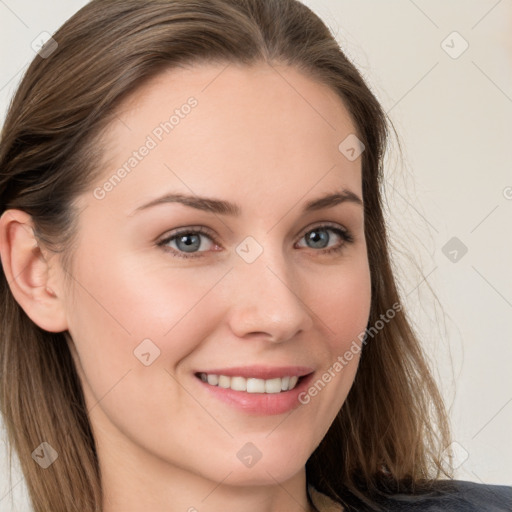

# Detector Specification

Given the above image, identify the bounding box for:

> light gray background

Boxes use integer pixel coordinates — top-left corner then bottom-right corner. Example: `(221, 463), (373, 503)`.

(1, 1), (511, 510)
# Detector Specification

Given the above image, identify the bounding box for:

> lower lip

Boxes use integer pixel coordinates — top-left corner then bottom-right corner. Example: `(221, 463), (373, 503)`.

(195, 373), (314, 415)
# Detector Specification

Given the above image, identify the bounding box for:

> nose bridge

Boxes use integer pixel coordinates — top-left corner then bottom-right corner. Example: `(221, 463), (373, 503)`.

(227, 236), (313, 341)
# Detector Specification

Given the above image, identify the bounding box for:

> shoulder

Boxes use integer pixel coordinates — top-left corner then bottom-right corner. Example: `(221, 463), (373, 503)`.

(308, 480), (512, 512)
(308, 484), (344, 511)
(378, 479), (512, 511)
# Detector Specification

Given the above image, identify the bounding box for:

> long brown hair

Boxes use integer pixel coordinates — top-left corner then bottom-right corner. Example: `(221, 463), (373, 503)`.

(0, 1), (452, 510)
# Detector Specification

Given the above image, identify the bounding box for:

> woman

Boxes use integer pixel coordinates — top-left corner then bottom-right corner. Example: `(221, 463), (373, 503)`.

(0, 1), (510, 511)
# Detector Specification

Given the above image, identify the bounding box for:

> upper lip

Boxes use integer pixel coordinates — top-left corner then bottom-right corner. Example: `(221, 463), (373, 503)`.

(195, 365), (315, 379)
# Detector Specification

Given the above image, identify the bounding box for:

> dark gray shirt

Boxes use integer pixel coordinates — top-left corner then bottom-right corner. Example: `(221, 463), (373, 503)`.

(375, 479), (512, 511)
(309, 480), (512, 511)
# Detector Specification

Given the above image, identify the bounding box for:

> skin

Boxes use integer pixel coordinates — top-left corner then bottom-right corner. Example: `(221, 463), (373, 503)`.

(0, 62), (371, 512)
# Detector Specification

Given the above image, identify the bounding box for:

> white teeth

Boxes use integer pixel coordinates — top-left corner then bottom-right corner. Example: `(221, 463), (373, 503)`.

(218, 375), (231, 388)
(198, 373), (301, 393)
(207, 374), (219, 386)
(247, 378), (265, 393)
(265, 378), (282, 394)
(230, 376), (247, 391)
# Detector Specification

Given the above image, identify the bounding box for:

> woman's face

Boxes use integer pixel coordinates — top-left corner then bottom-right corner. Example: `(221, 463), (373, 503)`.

(60, 62), (371, 488)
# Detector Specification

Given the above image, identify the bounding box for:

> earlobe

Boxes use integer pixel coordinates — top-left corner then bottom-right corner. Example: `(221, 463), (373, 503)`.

(0, 209), (69, 333)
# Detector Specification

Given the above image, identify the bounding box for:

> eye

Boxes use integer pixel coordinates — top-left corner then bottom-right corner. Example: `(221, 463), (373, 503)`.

(157, 226), (219, 259)
(296, 223), (353, 255)
(156, 223), (354, 259)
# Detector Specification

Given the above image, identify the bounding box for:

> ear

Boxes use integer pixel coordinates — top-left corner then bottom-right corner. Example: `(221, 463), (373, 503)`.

(0, 209), (69, 333)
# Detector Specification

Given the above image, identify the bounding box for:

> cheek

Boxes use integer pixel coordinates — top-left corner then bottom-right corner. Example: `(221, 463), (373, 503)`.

(65, 245), (228, 361)
(63, 252), (231, 450)
(298, 257), (371, 422)
(313, 255), (372, 349)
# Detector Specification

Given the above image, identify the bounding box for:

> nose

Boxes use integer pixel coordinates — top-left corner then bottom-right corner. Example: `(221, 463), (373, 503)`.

(226, 244), (314, 343)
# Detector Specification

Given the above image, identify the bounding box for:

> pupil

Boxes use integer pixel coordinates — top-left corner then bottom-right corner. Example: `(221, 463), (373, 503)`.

(178, 234), (199, 252)
(309, 230), (328, 248)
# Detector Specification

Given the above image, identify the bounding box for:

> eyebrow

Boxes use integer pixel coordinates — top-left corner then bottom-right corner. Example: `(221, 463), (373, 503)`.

(130, 188), (363, 216)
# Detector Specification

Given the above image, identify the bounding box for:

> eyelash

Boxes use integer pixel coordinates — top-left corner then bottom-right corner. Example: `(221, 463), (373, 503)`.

(156, 223), (354, 260)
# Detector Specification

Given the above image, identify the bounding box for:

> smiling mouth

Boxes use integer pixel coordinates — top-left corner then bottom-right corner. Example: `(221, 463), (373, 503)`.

(195, 372), (305, 393)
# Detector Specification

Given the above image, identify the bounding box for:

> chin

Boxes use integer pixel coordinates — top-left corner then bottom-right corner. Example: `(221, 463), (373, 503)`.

(221, 459), (306, 487)
(216, 438), (312, 486)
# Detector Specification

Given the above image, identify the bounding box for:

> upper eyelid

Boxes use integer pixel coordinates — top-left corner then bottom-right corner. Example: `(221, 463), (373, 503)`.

(158, 225), (217, 244)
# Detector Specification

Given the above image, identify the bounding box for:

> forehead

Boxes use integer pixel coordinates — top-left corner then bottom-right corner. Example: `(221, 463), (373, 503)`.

(88, 62), (362, 215)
